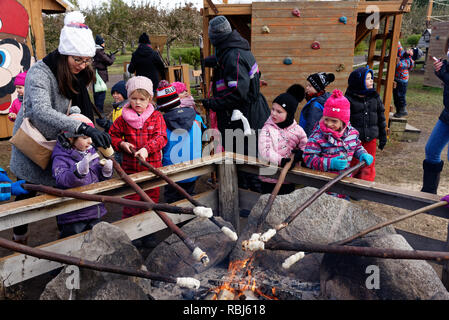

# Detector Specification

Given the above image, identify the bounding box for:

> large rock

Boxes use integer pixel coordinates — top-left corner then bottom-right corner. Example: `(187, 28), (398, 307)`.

(145, 217), (236, 277)
(40, 222), (149, 300)
(230, 187), (396, 281)
(320, 233), (449, 300)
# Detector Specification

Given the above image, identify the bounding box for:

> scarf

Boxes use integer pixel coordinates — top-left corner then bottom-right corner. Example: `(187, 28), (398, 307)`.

(121, 102), (155, 129)
(305, 90), (325, 102)
(43, 50), (95, 122)
(319, 119), (346, 139)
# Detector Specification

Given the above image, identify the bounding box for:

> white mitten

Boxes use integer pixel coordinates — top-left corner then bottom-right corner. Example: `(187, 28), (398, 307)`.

(231, 109), (252, 136)
(101, 159), (114, 177)
(76, 156), (90, 176)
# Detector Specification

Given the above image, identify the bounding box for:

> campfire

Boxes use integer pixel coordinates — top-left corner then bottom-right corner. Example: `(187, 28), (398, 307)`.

(208, 257), (278, 300)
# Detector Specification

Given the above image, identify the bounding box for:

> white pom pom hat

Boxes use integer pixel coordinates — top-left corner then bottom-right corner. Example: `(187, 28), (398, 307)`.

(58, 11), (96, 57)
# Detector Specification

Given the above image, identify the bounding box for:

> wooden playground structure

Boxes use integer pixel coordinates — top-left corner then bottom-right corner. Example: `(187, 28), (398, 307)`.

(202, 0), (413, 127)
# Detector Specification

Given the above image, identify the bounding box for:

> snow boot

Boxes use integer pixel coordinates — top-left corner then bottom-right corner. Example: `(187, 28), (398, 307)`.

(393, 106), (408, 118)
(421, 160), (444, 194)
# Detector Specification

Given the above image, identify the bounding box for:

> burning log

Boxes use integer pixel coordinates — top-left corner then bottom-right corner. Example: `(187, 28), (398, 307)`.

(22, 184), (202, 216)
(131, 147), (237, 241)
(0, 236), (200, 289)
(98, 147), (210, 266)
(243, 161), (366, 251)
(266, 240), (449, 262)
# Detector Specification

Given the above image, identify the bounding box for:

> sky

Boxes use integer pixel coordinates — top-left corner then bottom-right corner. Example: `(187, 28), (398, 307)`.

(74, 0), (204, 10)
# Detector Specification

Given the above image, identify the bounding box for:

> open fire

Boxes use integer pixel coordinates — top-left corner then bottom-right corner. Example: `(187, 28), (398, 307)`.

(208, 257), (278, 300)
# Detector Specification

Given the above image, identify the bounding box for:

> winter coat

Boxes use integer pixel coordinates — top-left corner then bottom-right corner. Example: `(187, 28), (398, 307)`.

(162, 107), (205, 183)
(303, 120), (368, 174)
(51, 142), (108, 225)
(299, 92), (331, 137)
(258, 117), (308, 183)
(128, 44), (165, 93)
(345, 89), (387, 144)
(93, 46), (115, 83)
(436, 59), (449, 126)
(109, 103), (167, 174)
(207, 30), (270, 140)
(8, 98), (21, 121)
(395, 42), (414, 82)
(112, 99), (128, 122)
(10, 59), (85, 186)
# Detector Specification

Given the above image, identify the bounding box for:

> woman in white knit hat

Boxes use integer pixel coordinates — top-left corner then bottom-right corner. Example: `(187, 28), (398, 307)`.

(9, 11), (112, 245)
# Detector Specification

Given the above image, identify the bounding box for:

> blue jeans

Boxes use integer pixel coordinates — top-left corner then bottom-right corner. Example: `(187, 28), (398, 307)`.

(393, 80), (408, 111)
(425, 120), (449, 163)
(93, 87), (106, 114)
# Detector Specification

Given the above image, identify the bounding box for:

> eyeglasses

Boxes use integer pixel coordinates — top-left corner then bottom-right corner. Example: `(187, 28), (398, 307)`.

(71, 56), (93, 66)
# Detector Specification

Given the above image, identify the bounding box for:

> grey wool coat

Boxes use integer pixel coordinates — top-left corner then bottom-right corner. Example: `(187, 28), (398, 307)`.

(10, 60), (84, 186)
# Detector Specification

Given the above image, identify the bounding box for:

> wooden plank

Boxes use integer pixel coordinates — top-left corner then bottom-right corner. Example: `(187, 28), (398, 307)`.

(232, 153), (449, 219)
(204, 4), (251, 16)
(357, 1), (413, 13)
(253, 1), (358, 11)
(252, 41), (355, 50)
(0, 190), (217, 287)
(217, 162), (239, 233)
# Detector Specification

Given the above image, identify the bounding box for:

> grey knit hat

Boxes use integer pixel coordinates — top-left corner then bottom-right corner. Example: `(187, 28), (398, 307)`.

(208, 16), (232, 46)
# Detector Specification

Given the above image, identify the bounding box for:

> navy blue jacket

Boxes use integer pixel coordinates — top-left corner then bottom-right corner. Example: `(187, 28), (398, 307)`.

(299, 92), (330, 137)
(435, 59), (449, 126)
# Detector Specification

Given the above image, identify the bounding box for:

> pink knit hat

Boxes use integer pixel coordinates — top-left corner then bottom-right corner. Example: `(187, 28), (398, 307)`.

(323, 89), (351, 125)
(65, 106), (94, 138)
(14, 71), (27, 86)
(126, 76), (153, 98)
(172, 81), (187, 94)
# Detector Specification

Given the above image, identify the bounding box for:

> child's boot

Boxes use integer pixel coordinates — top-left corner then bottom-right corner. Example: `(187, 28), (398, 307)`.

(12, 233), (28, 245)
(421, 160), (444, 194)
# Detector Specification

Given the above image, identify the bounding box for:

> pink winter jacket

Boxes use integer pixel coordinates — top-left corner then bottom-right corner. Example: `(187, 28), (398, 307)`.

(258, 117), (308, 183)
(8, 98), (21, 122)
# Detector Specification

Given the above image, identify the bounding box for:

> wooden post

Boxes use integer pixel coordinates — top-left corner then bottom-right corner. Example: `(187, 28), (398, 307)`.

(181, 64), (191, 94)
(217, 162), (239, 234)
(442, 225), (449, 290)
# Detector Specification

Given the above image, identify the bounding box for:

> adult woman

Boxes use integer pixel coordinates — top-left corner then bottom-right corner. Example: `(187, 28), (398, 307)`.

(421, 39), (449, 194)
(9, 11), (111, 244)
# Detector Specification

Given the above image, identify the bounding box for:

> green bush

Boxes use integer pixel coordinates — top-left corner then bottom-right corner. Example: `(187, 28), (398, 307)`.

(354, 41), (368, 55)
(171, 47), (200, 68)
(406, 34), (421, 47)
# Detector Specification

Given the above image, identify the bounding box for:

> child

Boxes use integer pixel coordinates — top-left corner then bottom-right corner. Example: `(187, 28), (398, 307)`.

(109, 76), (167, 218)
(303, 89), (373, 177)
(157, 81), (206, 203)
(97, 80), (128, 133)
(258, 84), (308, 195)
(393, 41), (415, 118)
(8, 71), (27, 122)
(0, 167), (28, 201)
(345, 66), (387, 182)
(299, 72), (335, 137)
(171, 81), (197, 111)
(51, 108), (113, 238)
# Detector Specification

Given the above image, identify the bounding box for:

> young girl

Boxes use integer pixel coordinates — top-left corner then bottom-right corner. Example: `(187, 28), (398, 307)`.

(345, 66), (387, 182)
(258, 84), (308, 195)
(109, 76), (167, 218)
(172, 81), (197, 111)
(51, 108), (113, 238)
(8, 71), (27, 122)
(303, 89), (373, 176)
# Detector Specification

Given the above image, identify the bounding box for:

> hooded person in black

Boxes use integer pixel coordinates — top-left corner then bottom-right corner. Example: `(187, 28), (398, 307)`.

(128, 33), (166, 94)
(201, 16), (270, 195)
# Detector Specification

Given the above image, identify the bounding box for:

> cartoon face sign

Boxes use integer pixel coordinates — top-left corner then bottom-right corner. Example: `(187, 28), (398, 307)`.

(0, 0), (32, 114)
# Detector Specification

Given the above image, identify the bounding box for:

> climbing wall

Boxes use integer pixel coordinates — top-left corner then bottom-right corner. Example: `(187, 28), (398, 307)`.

(424, 21), (449, 89)
(251, 1), (358, 111)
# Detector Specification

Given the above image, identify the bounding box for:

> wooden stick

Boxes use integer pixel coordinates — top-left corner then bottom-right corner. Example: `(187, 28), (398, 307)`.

(22, 184), (197, 216)
(275, 161), (366, 231)
(0, 237), (193, 286)
(132, 148), (236, 240)
(266, 240), (449, 262)
(332, 201), (448, 246)
(108, 156), (210, 265)
(256, 157), (294, 232)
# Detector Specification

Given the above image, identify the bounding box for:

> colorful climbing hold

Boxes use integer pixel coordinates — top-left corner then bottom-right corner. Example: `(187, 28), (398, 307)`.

(311, 41), (320, 50)
(292, 8), (300, 17)
(336, 64), (345, 72)
(283, 57), (293, 65)
(262, 25), (270, 34)
(339, 16), (347, 24)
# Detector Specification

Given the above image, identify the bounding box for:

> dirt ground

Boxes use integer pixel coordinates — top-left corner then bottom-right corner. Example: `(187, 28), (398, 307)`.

(0, 70), (448, 299)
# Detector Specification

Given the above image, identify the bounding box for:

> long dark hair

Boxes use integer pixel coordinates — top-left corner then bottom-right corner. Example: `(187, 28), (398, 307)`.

(57, 55), (95, 98)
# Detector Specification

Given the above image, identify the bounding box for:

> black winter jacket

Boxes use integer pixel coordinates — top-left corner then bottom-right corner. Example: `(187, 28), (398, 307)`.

(128, 44), (165, 93)
(208, 30), (270, 139)
(345, 89), (387, 144)
(93, 46), (115, 83)
(435, 59), (449, 126)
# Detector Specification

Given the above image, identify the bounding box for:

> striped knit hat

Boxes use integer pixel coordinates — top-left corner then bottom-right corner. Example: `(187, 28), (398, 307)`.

(156, 80), (180, 111)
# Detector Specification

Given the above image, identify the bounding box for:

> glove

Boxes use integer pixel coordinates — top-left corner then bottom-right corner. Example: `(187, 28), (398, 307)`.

(77, 123), (112, 149)
(359, 153), (374, 166)
(11, 180), (29, 196)
(441, 195), (449, 208)
(0, 168), (12, 183)
(101, 159), (114, 178)
(291, 149), (304, 167)
(378, 138), (387, 150)
(96, 118), (113, 133)
(76, 155), (91, 176)
(280, 157), (292, 168)
(330, 155), (348, 171)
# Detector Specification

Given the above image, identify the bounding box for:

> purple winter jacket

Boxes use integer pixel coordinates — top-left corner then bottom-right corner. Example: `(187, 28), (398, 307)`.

(51, 141), (108, 225)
